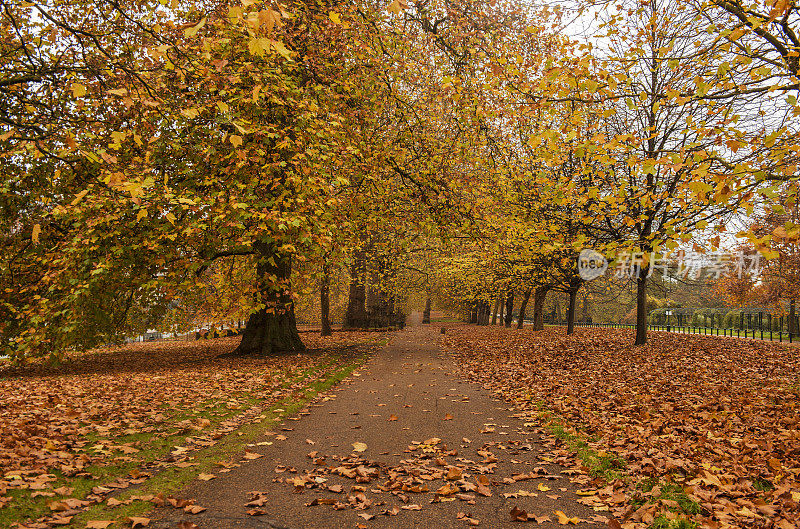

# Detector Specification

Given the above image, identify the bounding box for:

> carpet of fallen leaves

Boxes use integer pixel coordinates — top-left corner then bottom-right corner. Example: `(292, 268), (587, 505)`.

(441, 325), (800, 529)
(0, 330), (380, 527)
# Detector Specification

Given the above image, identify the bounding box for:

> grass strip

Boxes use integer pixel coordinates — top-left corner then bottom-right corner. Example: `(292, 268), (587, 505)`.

(70, 353), (368, 526)
(528, 401), (699, 529)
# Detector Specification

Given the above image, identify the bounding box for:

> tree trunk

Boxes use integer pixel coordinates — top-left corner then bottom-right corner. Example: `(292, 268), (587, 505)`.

(320, 260), (332, 336)
(516, 289), (532, 329)
(491, 298), (500, 325)
(480, 301), (491, 325)
(504, 292), (514, 328)
(344, 249), (368, 328)
(532, 286), (548, 331)
(566, 288), (577, 335)
(470, 303), (479, 324)
(232, 243), (305, 356)
(790, 298), (797, 335)
(422, 296), (432, 324)
(635, 266), (650, 345)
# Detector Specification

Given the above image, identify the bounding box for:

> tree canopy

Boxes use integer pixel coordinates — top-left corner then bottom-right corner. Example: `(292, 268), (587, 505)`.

(2, 0), (799, 359)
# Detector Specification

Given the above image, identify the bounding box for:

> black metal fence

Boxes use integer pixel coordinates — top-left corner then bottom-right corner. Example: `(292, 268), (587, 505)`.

(572, 319), (799, 344)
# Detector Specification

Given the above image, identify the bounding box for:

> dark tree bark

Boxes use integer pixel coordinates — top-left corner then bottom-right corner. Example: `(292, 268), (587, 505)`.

(635, 266), (650, 345)
(566, 288), (577, 335)
(504, 292), (514, 328)
(532, 286), (548, 331)
(320, 260), (332, 336)
(232, 242), (305, 356)
(470, 303), (479, 324)
(478, 301), (491, 325)
(344, 249), (368, 328)
(790, 298), (797, 335)
(491, 298), (500, 325)
(422, 296), (432, 324)
(516, 289), (532, 329)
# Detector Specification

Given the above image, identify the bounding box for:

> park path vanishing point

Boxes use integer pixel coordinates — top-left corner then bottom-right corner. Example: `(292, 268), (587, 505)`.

(149, 317), (603, 529)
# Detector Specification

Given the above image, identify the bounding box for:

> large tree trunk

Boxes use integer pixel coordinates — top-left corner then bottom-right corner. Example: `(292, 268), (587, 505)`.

(422, 296), (432, 324)
(790, 298), (797, 335)
(491, 298), (500, 325)
(516, 289), (532, 329)
(232, 243), (305, 356)
(320, 260), (332, 336)
(504, 292), (514, 328)
(344, 249), (368, 328)
(532, 286), (548, 331)
(635, 266), (650, 345)
(566, 288), (577, 335)
(470, 303), (479, 324)
(479, 301), (491, 325)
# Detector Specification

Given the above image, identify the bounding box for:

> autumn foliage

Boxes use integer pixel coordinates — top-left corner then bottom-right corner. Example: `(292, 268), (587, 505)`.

(443, 326), (800, 528)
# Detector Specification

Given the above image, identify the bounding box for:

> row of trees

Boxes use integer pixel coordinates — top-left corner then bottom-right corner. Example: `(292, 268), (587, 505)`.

(421, 0), (800, 344)
(2, 0), (799, 359)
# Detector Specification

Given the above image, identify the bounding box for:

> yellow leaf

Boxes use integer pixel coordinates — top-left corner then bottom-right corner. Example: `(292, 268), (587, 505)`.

(198, 473), (215, 481)
(181, 108), (200, 119)
(31, 223), (41, 243)
(71, 189), (89, 206)
(71, 82), (87, 97)
(329, 11), (341, 24)
(86, 521), (115, 529)
(352, 442), (367, 452)
(271, 40), (292, 60)
(248, 37), (270, 56)
(387, 0), (403, 15)
(184, 17), (207, 37)
(554, 511), (579, 525)
(537, 483), (550, 492)
(136, 209), (148, 221)
(230, 135), (243, 147)
(165, 212), (176, 225)
(107, 88), (128, 97)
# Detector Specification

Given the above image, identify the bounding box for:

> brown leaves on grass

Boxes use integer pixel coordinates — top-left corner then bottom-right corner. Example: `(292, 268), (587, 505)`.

(0, 331), (377, 526)
(443, 326), (800, 528)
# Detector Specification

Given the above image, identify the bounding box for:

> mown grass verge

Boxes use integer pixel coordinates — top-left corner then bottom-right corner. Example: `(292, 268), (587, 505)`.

(71, 353), (368, 526)
(528, 401), (700, 529)
(2, 352), (369, 528)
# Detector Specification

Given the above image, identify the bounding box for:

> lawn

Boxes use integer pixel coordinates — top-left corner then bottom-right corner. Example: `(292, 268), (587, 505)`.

(0, 331), (384, 528)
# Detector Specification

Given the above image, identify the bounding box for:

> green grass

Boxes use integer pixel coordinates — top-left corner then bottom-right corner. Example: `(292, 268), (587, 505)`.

(527, 401), (702, 529)
(531, 408), (627, 483)
(1, 352), (369, 528)
(752, 475), (774, 492)
(649, 516), (697, 529)
(636, 479), (701, 515)
(71, 354), (367, 525)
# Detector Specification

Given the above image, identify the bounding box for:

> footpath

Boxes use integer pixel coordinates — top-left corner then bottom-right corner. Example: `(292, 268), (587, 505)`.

(149, 322), (601, 528)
